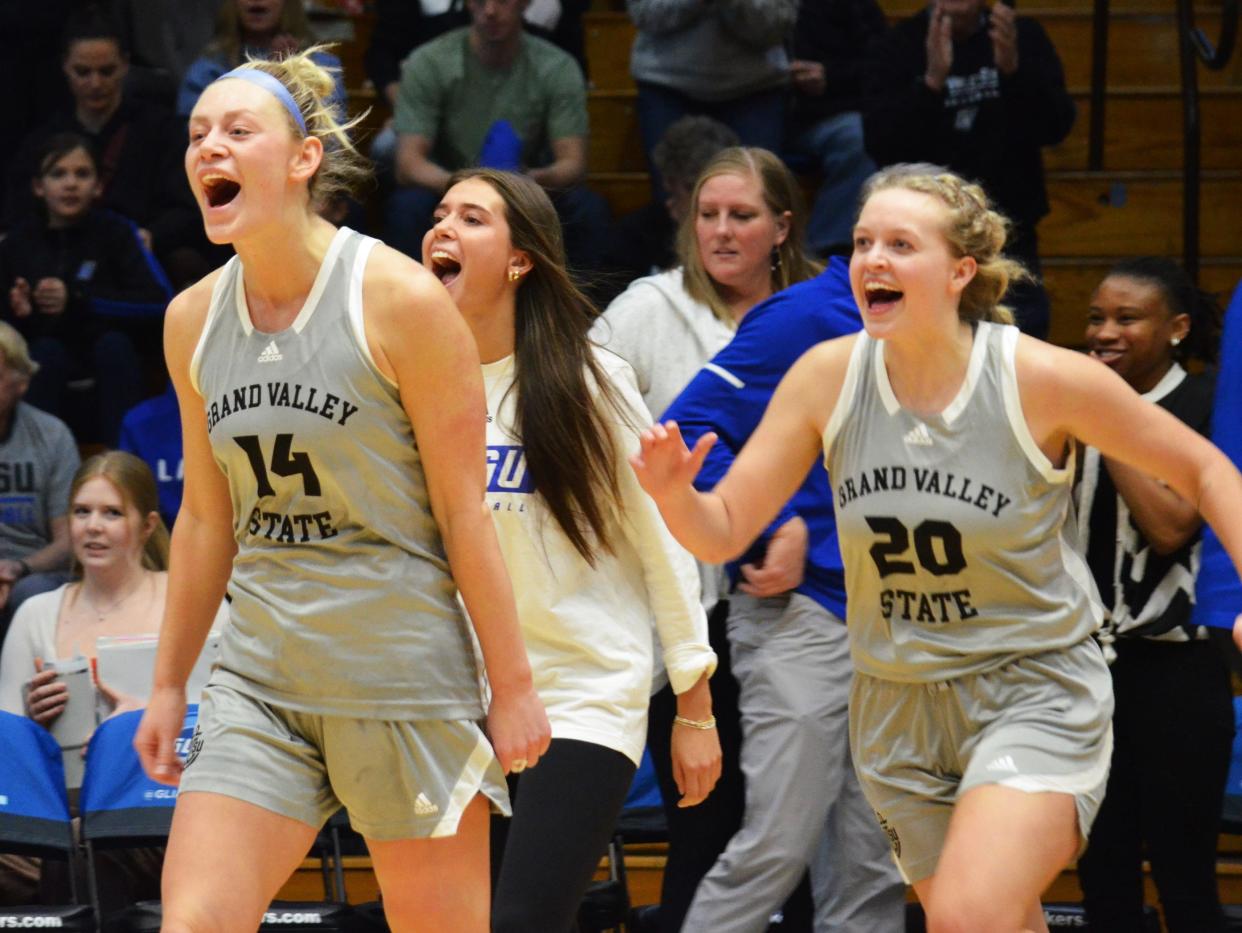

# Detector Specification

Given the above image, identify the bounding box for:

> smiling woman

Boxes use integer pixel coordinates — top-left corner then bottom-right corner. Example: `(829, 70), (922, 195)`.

(630, 163), (1242, 932)
(424, 168), (720, 933)
(590, 147), (823, 930)
(0, 452), (193, 767)
(1074, 258), (1232, 932)
(137, 50), (550, 933)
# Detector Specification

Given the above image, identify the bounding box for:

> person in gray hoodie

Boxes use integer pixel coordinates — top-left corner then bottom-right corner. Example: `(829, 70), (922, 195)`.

(628, 0), (796, 198)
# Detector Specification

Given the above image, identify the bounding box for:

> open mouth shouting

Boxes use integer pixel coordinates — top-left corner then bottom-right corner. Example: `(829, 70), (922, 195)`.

(863, 281), (904, 314)
(200, 172), (242, 209)
(429, 249), (462, 287)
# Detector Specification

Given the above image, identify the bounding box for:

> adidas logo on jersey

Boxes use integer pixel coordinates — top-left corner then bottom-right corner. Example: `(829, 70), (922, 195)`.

(985, 754), (1019, 773)
(902, 422), (934, 446)
(257, 340), (283, 363)
(414, 793), (439, 816)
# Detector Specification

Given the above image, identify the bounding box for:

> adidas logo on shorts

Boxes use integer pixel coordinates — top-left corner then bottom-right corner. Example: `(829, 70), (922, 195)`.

(985, 754), (1019, 773)
(902, 422), (934, 446)
(257, 340), (283, 363)
(414, 792), (439, 816)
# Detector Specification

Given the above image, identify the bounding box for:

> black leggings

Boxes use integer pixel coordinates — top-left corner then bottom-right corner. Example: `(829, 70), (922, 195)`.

(491, 737), (637, 933)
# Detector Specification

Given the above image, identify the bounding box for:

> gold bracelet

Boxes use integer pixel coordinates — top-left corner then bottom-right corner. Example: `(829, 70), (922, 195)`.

(673, 714), (717, 730)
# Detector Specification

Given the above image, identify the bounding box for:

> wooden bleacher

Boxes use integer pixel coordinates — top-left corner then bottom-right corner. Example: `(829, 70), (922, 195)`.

(302, 0), (1242, 919)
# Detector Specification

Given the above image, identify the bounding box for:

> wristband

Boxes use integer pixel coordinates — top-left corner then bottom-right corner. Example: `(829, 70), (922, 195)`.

(673, 714), (717, 730)
(15, 559), (30, 578)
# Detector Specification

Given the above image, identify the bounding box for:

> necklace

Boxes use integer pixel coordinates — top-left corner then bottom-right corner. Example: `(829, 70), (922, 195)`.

(78, 572), (148, 623)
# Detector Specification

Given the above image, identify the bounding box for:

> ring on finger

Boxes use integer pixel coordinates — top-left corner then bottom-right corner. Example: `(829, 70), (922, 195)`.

(511, 758), (529, 773)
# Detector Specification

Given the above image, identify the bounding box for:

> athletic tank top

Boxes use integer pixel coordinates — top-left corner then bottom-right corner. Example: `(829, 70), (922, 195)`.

(823, 321), (1102, 682)
(190, 227), (482, 719)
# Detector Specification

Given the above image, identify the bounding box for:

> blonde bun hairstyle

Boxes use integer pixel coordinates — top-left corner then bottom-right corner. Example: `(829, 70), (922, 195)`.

(860, 164), (1031, 325)
(227, 45), (371, 208)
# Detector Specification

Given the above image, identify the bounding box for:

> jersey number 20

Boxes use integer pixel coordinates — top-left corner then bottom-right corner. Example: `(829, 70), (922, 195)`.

(865, 516), (966, 577)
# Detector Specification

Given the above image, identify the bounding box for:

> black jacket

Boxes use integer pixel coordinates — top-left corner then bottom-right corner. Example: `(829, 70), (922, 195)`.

(0, 208), (169, 349)
(3, 96), (198, 256)
(861, 6), (1075, 228)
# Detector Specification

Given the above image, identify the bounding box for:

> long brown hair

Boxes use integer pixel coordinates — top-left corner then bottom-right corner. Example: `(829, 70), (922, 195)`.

(451, 169), (626, 564)
(677, 147), (822, 324)
(69, 451), (170, 573)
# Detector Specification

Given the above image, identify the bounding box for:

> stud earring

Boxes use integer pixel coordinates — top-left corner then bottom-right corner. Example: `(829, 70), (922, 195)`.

(1171, 336), (1182, 346)
(508, 268), (522, 282)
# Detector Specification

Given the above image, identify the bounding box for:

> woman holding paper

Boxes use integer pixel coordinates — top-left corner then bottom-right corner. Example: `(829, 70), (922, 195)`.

(0, 451), (224, 741)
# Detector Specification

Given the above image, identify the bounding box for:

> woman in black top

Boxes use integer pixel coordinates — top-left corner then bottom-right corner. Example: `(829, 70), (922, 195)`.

(1075, 257), (1233, 933)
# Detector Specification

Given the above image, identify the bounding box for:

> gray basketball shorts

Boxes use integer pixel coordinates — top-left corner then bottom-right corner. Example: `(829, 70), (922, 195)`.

(178, 681), (511, 840)
(849, 638), (1114, 883)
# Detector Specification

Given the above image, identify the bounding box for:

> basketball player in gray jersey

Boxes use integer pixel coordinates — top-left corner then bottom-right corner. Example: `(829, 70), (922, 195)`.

(132, 50), (550, 932)
(632, 164), (1242, 933)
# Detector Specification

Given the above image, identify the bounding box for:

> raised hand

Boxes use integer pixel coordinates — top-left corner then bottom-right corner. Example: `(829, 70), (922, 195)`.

(9, 277), (32, 318)
(925, 2), (954, 91)
(989, 2), (1019, 75)
(629, 421), (717, 504)
(33, 277), (68, 316)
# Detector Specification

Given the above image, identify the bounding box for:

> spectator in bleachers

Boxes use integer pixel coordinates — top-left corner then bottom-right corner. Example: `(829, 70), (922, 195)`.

(860, 0), (1075, 339)
(0, 452), (224, 911)
(388, 0), (610, 270)
(118, 383), (182, 529)
(627, 0), (796, 199)
(176, 0), (347, 120)
(602, 115), (738, 293)
(0, 133), (170, 446)
(3, 6), (205, 290)
(0, 0), (75, 225)
(0, 324), (77, 649)
(0, 453), (177, 763)
(112, 0), (224, 88)
(784, 0), (886, 257)
(364, 0), (589, 177)
(366, 0), (587, 109)
(1074, 258), (1233, 933)
(593, 147), (832, 933)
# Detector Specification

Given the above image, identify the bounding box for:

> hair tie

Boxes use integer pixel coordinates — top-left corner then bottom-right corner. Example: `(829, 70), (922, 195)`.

(216, 67), (307, 136)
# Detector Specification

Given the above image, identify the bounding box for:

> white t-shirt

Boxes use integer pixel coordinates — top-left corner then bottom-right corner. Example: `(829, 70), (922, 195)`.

(480, 349), (715, 765)
(0, 582), (230, 716)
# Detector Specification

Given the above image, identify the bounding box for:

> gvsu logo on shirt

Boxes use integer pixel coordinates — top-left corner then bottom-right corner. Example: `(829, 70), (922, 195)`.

(486, 445), (534, 493)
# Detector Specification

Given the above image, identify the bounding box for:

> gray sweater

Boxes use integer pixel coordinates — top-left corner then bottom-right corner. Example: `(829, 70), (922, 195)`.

(628, 0), (796, 102)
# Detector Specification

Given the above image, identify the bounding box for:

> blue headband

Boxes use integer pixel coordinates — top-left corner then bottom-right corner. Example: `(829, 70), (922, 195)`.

(216, 67), (307, 136)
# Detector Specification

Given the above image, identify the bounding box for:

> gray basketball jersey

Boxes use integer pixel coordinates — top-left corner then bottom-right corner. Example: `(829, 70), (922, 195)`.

(823, 321), (1102, 682)
(190, 227), (482, 719)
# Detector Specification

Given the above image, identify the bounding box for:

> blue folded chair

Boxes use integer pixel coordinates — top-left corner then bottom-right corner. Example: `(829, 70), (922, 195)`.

(79, 706), (198, 927)
(0, 709), (94, 929)
(80, 705), (353, 930)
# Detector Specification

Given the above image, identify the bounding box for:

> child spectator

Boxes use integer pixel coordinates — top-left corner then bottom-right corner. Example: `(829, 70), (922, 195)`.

(0, 133), (170, 446)
(4, 7), (205, 289)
